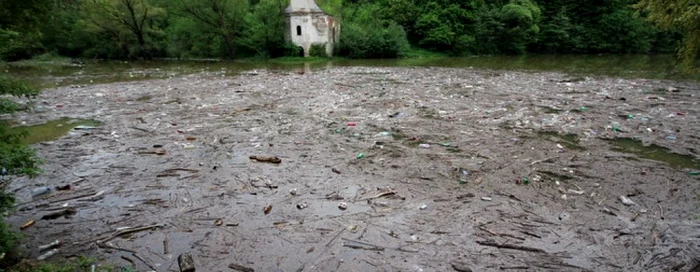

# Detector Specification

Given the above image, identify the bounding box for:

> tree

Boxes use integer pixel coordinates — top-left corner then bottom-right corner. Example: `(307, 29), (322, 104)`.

(338, 3), (410, 58)
(0, 0), (53, 60)
(413, 1), (481, 54)
(498, 0), (541, 54)
(80, 0), (166, 58)
(634, 0), (699, 71)
(240, 0), (289, 57)
(175, 0), (249, 59)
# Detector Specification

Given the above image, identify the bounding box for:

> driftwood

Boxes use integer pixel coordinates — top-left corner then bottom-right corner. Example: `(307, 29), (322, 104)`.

(41, 208), (77, 220)
(476, 240), (546, 253)
(228, 263), (254, 272)
(249, 155), (281, 164)
(98, 224), (165, 244)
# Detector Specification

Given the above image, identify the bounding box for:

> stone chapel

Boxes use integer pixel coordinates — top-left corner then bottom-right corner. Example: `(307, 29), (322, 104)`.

(284, 0), (339, 57)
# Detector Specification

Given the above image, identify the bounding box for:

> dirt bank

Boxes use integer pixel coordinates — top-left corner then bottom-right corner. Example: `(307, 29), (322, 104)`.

(5, 67), (700, 271)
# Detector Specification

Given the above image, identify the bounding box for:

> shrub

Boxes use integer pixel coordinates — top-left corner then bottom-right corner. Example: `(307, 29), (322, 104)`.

(0, 75), (41, 267)
(309, 43), (328, 57)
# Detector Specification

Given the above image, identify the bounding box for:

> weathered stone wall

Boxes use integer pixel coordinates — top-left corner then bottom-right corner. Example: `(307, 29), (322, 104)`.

(285, 0), (339, 57)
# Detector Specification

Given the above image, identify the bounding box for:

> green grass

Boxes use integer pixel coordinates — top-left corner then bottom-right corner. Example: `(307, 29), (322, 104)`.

(4, 54), (72, 68)
(6, 256), (122, 272)
(399, 47), (448, 59)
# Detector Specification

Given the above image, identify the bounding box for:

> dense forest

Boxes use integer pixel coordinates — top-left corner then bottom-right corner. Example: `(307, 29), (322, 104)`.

(0, 0), (697, 67)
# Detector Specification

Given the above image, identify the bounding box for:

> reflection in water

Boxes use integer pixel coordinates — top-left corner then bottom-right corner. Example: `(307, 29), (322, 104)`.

(0, 54), (694, 90)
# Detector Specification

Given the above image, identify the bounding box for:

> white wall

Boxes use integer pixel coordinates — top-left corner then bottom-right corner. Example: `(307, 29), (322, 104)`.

(288, 14), (337, 56)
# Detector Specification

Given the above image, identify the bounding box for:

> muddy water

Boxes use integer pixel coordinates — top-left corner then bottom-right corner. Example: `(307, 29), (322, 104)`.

(3, 64), (700, 271)
(9, 118), (102, 144)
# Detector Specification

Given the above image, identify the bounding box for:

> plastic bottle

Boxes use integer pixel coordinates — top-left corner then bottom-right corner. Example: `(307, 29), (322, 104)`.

(37, 249), (58, 260)
(38, 240), (62, 251)
(31, 187), (52, 198)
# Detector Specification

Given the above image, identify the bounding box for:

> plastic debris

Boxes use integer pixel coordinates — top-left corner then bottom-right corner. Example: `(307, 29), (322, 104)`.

(37, 249), (58, 261)
(338, 202), (348, 210)
(263, 204), (272, 215)
(481, 197), (492, 201)
(388, 112), (404, 118)
(567, 189), (585, 195)
(619, 196), (635, 206)
(296, 202), (309, 210)
(419, 204), (428, 210)
(31, 187), (52, 198)
(20, 220), (35, 230)
(38, 240), (62, 251)
(418, 143), (431, 149)
(356, 153), (365, 159)
(178, 253), (196, 272)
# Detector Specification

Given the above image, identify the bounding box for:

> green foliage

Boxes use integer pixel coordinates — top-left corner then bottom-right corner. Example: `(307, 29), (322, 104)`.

(309, 43), (328, 57)
(8, 256), (116, 272)
(0, 75), (41, 265)
(172, 0), (249, 59)
(498, 0), (541, 54)
(0, 0), (691, 61)
(338, 3), (410, 58)
(282, 43), (304, 57)
(634, 0), (699, 71)
(0, 76), (40, 115)
(414, 2), (480, 54)
(0, 220), (21, 259)
(239, 0), (289, 58)
(78, 0), (167, 59)
(533, 7), (575, 53)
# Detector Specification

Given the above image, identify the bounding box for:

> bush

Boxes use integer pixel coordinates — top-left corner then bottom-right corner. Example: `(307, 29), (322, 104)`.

(0, 29), (43, 62)
(309, 43), (328, 57)
(339, 21), (409, 59)
(0, 76), (41, 266)
(282, 43), (303, 57)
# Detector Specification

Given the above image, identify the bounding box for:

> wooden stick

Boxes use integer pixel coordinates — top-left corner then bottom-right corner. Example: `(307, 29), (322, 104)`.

(97, 243), (136, 254)
(228, 263), (254, 272)
(325, 228), (345, 247)
(98, 224), (164, 244)
(163, 234), (169, 255)
(132, 253), (158, 271)
(476, 240), (546, 253)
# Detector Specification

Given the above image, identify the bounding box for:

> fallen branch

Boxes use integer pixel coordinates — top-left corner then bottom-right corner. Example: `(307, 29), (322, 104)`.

(476, 240), (546, 253)
(130, 126), (155, 134)
(98, 224), (165, 244)
(97, 242), (136, 254)
(530, 157), (556, 165)
(325, 228), (345, 247)
(132, 252), (158, 271)
(164, 168), (199, 173)
(228, 263), (255, 272)
(48, 190), (98, 204)
(341, 238), (385, 251)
